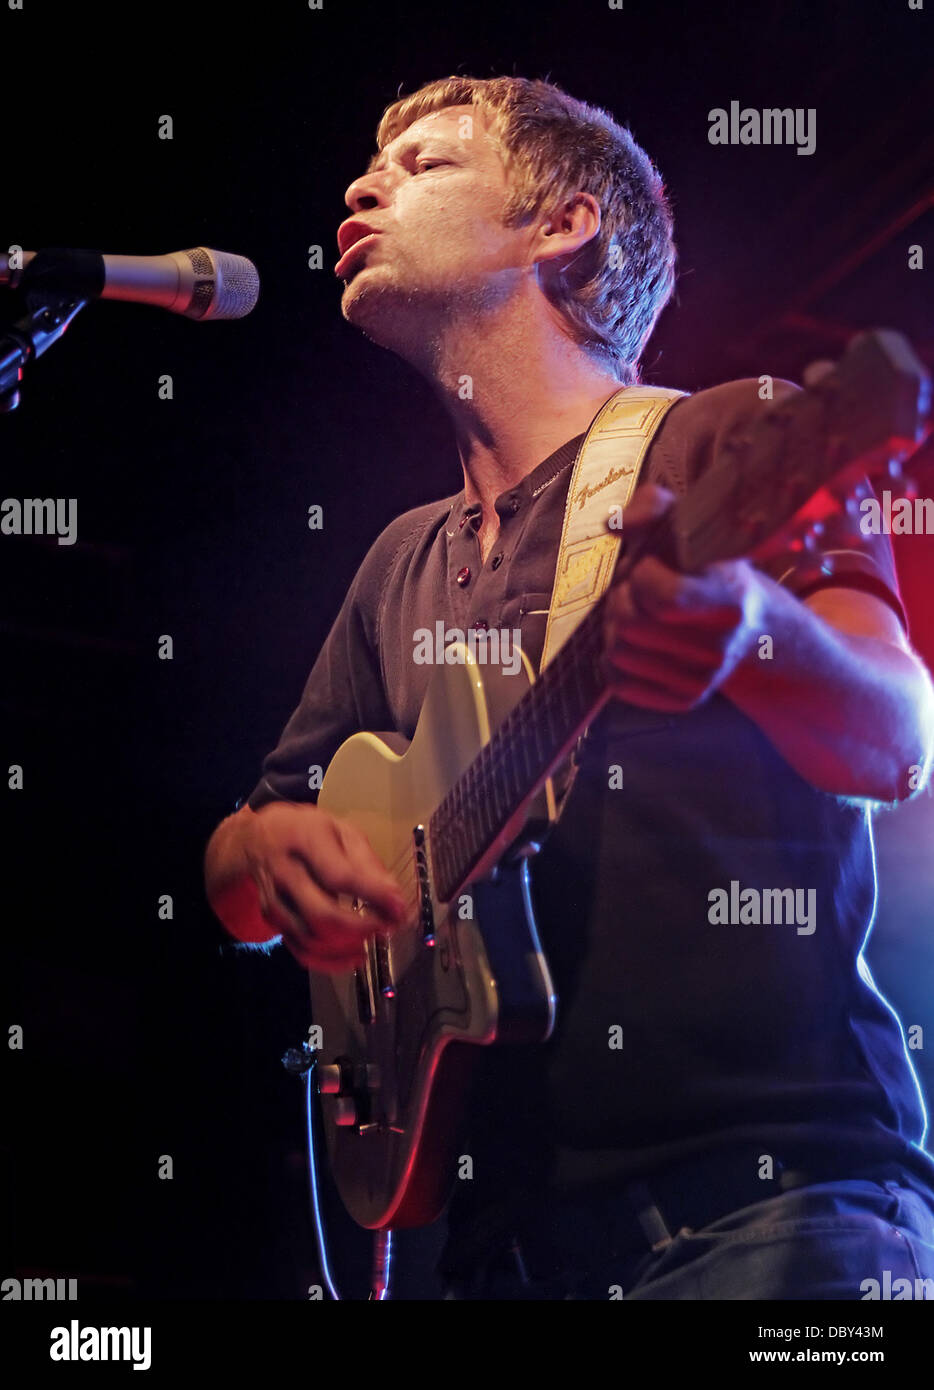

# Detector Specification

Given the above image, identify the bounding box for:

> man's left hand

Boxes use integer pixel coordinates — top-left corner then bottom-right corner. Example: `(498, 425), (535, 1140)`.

(602, 483), (766, 712)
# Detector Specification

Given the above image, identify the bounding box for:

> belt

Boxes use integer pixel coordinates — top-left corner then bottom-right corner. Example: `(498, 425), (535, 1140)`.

(440, 1146), (915, 1286)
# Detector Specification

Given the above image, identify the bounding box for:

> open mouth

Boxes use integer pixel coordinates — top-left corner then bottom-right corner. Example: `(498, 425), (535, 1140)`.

(334, 232), (381, 279)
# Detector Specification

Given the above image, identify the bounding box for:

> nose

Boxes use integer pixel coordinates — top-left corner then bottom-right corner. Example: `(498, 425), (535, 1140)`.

(343, 168), (391, 214)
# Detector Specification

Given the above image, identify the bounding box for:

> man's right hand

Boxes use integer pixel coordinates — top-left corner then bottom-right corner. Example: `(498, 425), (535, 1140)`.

(206, 801), (408, 973)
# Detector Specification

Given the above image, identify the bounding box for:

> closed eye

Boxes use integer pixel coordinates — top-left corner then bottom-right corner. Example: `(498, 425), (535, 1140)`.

(415, 160), (449, 173)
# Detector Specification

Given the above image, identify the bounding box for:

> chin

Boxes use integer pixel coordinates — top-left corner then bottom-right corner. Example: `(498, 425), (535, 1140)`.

(341, 266), (388, 322)
(340, 273), (425, 355)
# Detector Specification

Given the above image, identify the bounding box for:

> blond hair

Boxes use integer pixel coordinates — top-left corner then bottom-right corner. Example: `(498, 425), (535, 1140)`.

(375, 75), (677, 384)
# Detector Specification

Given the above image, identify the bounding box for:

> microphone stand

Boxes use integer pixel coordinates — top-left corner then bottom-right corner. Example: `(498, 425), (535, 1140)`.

(0, 289), (88, 412)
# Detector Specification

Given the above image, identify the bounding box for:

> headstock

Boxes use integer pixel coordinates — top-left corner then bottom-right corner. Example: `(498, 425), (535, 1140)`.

(668, 329), (931, 573)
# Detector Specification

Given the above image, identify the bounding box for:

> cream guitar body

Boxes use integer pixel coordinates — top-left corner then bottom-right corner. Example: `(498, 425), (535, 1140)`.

(314, 642), (559, 1229)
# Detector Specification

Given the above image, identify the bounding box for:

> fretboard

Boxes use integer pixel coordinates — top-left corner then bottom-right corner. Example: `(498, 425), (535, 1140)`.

(428, 598), (610, 902)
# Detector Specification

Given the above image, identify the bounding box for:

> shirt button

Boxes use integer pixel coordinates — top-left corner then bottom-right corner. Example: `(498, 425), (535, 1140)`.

(456, 566), (471, 586)
(507, 496), (520, 514)
(491, 553), (504, 570)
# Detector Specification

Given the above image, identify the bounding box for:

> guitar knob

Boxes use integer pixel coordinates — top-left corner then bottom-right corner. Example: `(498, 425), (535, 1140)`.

(332, 1097), (357, 1127)
(317, 1064), (343, 1095)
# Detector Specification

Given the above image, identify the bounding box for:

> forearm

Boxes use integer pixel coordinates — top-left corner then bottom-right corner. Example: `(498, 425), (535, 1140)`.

(721, 576), (934, 802)
(204, 805), (278, 942)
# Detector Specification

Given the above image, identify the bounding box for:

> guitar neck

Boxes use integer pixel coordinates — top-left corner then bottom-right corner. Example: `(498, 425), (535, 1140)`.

(428, 596), (611, 903)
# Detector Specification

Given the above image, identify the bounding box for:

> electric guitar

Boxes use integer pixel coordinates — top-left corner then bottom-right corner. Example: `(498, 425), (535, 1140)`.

(312, 330), (930, 1229)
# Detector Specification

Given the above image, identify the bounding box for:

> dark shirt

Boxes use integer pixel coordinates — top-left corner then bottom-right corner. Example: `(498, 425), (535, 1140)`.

(247, 379), (934, 1253)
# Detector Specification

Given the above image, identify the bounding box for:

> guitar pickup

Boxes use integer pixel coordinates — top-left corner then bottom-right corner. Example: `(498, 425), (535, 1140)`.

(354, 948), (377, 1024)
(412, 824), (437, 946)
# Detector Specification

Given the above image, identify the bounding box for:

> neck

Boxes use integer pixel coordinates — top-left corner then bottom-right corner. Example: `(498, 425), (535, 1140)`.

(422, 295), (626, 513)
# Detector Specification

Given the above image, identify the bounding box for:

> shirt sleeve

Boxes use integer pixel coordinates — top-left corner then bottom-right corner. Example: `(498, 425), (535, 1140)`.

(245, 534), (397, 812)
(651, 378), (908, 634)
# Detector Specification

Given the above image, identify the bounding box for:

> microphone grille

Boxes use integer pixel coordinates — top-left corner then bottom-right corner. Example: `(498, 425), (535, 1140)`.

(183, 247), (260, 320)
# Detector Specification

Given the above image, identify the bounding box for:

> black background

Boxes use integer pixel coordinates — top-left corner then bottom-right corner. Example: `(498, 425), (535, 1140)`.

(2, 0), (933, 1301)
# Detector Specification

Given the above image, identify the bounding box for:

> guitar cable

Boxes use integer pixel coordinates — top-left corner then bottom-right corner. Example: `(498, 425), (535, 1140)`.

(301, 1055), (344, 1299)
(285, 1043), (394, 1299)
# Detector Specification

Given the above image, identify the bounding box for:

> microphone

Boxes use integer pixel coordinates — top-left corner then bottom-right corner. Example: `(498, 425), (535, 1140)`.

(0, 246), (260, 320)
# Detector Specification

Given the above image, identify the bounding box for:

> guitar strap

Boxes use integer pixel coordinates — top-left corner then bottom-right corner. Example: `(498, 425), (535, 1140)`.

(539, 384), (687, 820)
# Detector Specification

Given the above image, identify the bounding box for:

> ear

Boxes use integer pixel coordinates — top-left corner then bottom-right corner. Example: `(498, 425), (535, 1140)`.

(533, 192), (602, 276)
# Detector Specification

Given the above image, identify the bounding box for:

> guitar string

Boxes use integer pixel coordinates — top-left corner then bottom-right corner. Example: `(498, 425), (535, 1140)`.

(378, 700), (534, 886)
(371, 637), (591, 897)
(355, 728), (525, 918)
(360, 696), (562, 919)
(349, 623), (600, 923)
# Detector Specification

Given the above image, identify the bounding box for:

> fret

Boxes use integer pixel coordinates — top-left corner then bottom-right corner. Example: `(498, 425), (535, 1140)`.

(433, 602), (611, 897)
(567, 632), (588, 718)
(498, 717), (521, 810)
(451, 777), (464, 840)
(485, 720), (506, 804)
(554, 660), (574, 732)
(497, 742), (513, 819)
(515, 712), (534, 789)
(477, 762), (493, 843)
(490, 750), (505, 827)
(480, 742), (499, 833)
(543, 673), (562, 753)
(461, 766), (478, 854)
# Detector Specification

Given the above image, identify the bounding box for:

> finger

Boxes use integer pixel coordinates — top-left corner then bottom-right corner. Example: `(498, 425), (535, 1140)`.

(617, 483), (676, 530)
(255, 884), (319, 948)
(604, 603), (728, 665)
(602, 644), (713, 697)
(627, 556), (701, 615)
(254, 865), (374, 970)
(283, 859), (409, 938)
(288, 935), (368, 972)
(277, 863), (389, 941)
(629, 558), (744, 628)
(334, 819), (409, 923)
(269, 890), (369, 971)
(608, 673), (710, 712)
(290, 817), (406, 923)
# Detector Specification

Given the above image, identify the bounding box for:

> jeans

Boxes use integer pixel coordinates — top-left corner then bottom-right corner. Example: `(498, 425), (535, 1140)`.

(440, 1176), (934, 1300)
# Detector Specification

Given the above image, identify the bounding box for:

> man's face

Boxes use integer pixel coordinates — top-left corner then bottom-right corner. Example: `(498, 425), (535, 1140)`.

(336, 105), (536, 356)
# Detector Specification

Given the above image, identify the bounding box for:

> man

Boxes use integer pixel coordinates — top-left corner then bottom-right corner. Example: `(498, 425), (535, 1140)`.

(204, 75), (934, 1299)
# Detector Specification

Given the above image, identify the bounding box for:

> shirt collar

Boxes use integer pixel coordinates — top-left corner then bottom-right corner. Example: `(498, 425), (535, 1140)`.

(454, 431), (586, 521)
